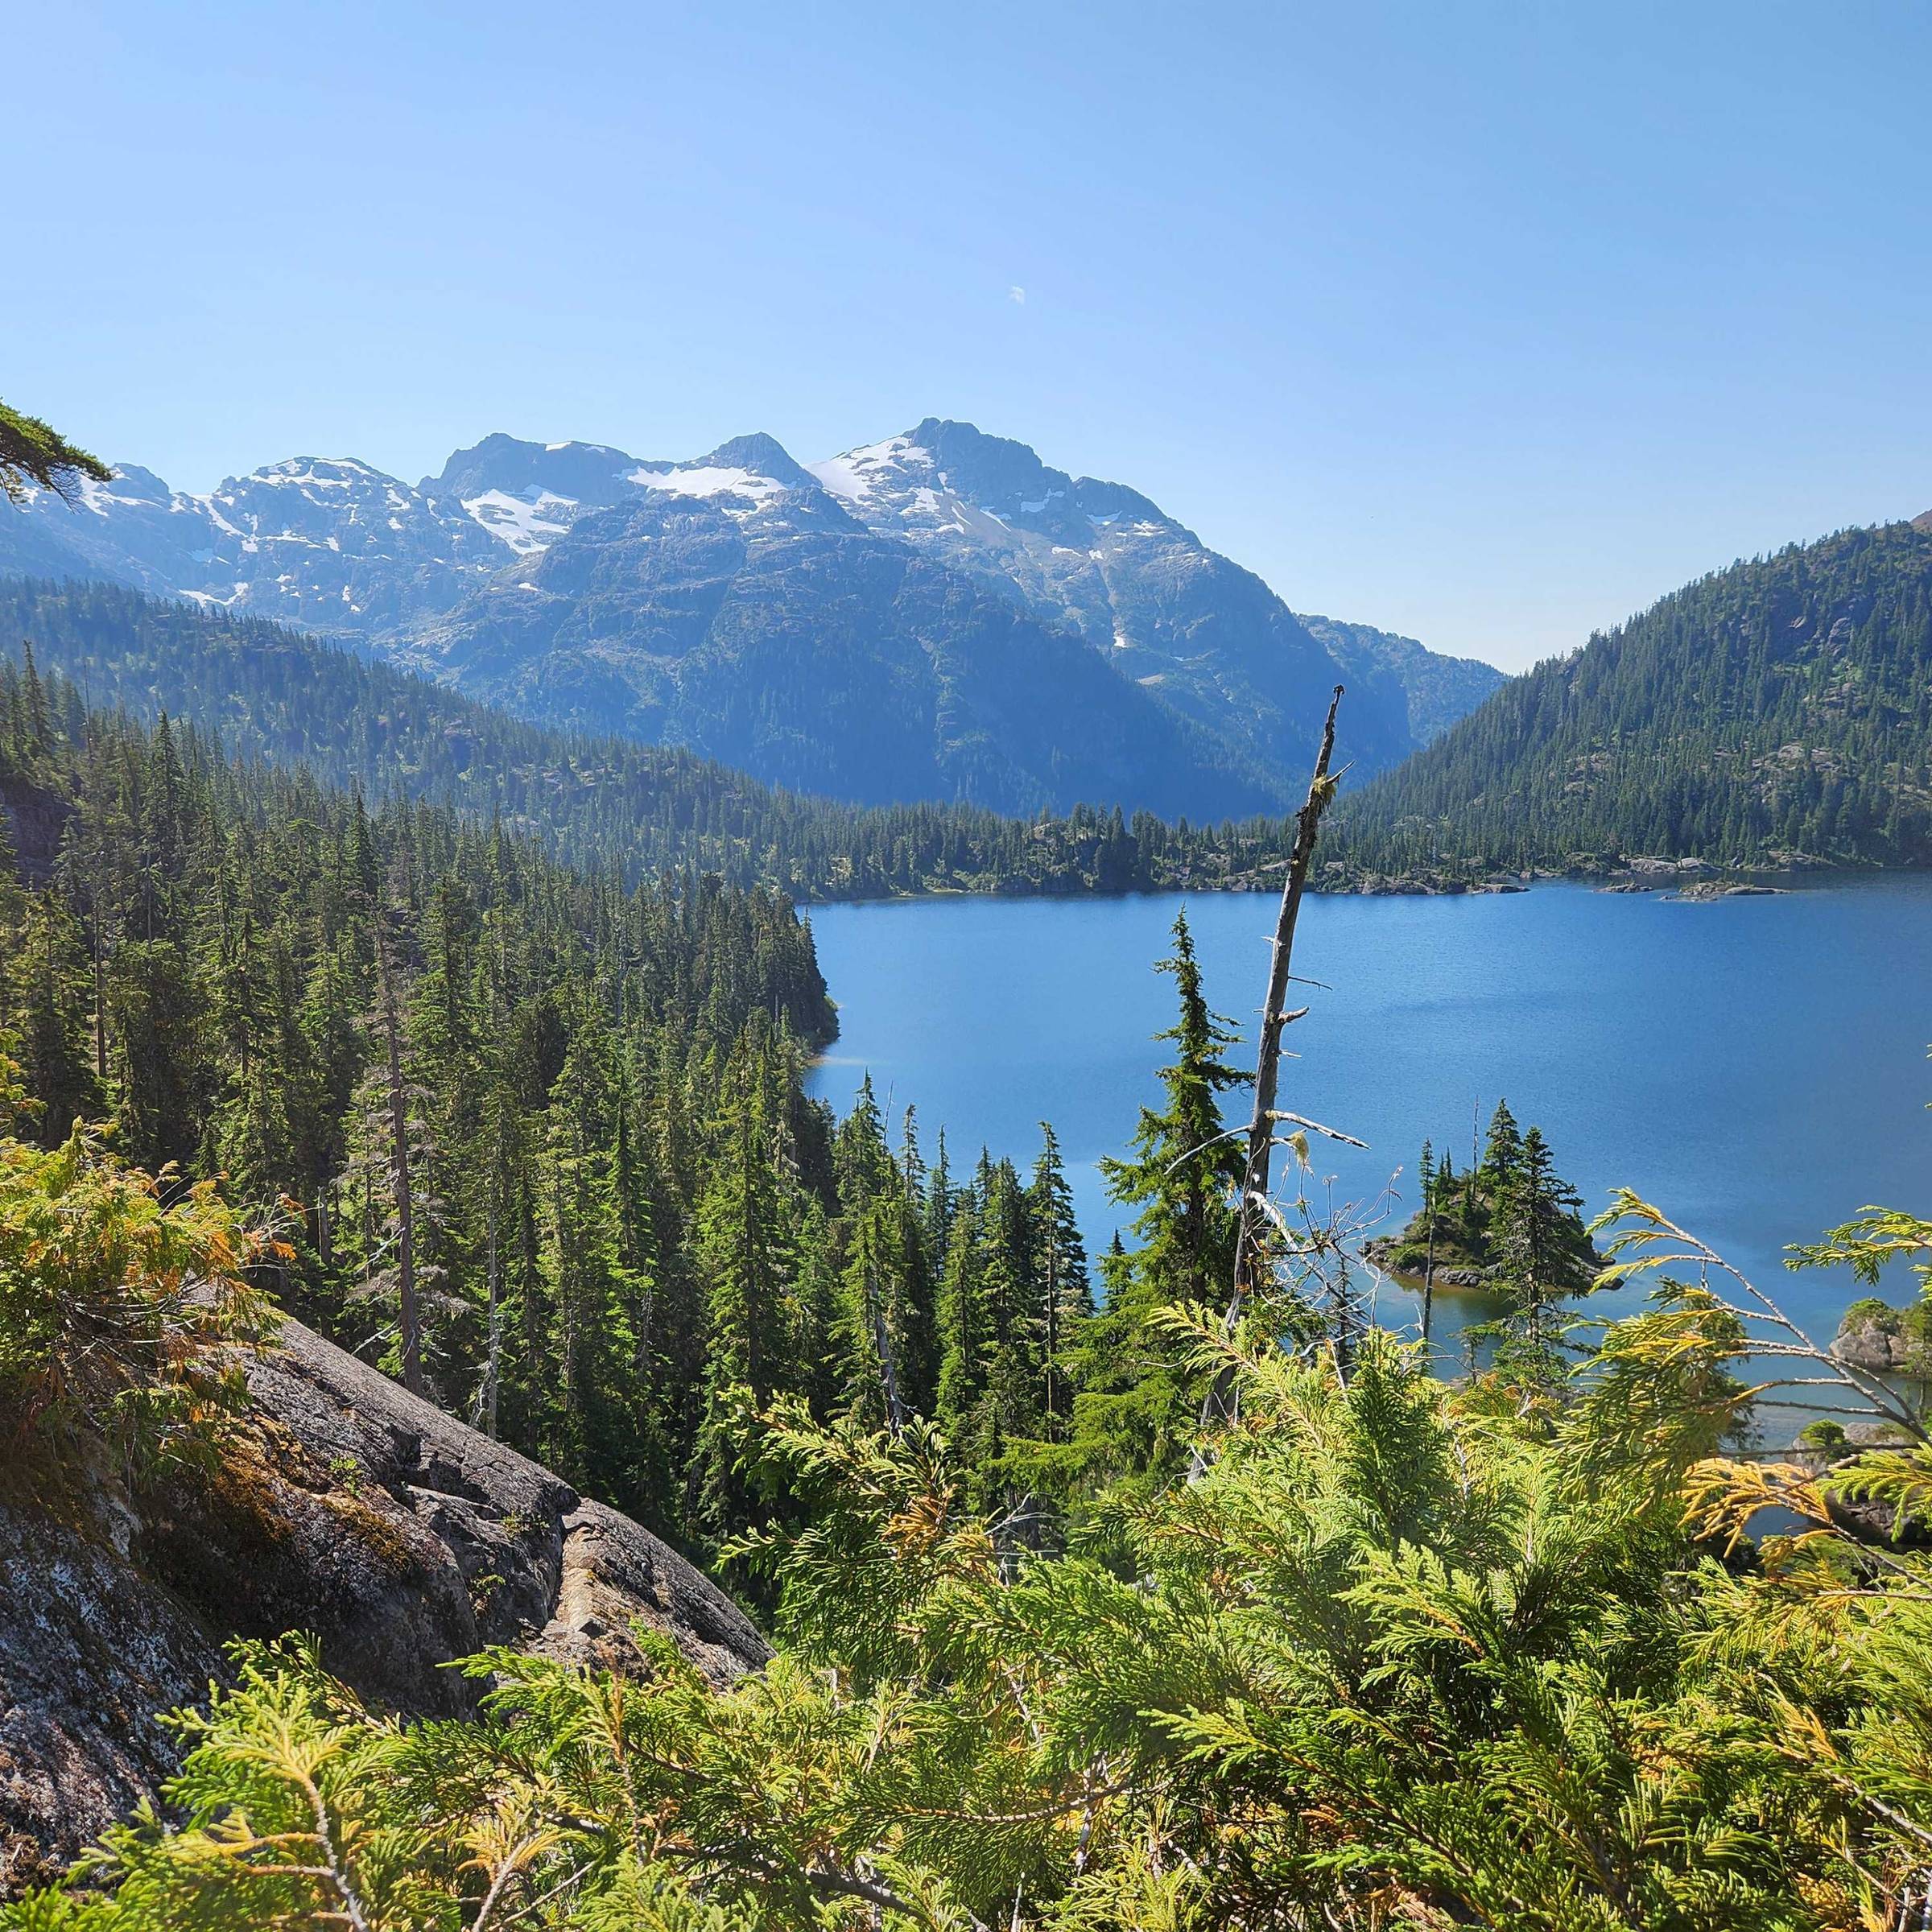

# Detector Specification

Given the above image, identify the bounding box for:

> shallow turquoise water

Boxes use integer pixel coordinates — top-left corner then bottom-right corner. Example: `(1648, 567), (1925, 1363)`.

(804, 878), (1932, 1369)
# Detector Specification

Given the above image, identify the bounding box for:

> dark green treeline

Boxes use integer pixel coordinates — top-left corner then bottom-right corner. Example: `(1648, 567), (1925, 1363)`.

(3, 577), (1301, 902)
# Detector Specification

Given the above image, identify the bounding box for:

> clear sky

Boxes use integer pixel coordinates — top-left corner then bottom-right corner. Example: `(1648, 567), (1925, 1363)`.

(10, 1), (1930, 671)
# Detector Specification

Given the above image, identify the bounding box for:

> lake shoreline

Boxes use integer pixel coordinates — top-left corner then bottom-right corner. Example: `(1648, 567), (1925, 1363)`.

(795, 856), (1883, 908)
(804, 878), (1932, 1376)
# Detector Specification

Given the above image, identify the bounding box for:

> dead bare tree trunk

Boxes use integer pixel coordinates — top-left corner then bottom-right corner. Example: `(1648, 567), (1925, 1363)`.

(375, 934), (423, 1397)
(477, 1199), (502, 1437)
(1195, 687), (1344, 1453)
(868, 1263), (906, 1439)
(1422, 1193), (1437, 1350)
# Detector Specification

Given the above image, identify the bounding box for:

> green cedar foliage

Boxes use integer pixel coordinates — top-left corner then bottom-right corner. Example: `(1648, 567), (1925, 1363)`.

(27, 1242), (1932, 1930)
(0, 400), (111, 505)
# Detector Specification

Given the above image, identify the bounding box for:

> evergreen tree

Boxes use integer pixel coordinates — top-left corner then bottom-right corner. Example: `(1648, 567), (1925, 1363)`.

(11, 893), (100, 1145)
(1479, 1099), (1524, 1198)
(1490, 1125), (1591, 1384)
(692, 1093), (791, 1542)
(1027, 1123), (1090, 1438)
(0, 397), (112, 503)
(1075, 914), (1249, 1480)
(1097, 910), (1245, 1315)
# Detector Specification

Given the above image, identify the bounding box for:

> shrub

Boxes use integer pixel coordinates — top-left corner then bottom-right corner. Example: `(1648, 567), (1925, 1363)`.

(0, 1125), (281, 1483)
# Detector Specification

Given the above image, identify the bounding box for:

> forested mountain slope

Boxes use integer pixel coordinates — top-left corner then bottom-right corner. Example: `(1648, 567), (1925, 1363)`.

(0, 657), (1125, 1576)
(1331, 520), (1932, 872)
(1, 578), (1306, 898)
(0, 660), (831, 1546)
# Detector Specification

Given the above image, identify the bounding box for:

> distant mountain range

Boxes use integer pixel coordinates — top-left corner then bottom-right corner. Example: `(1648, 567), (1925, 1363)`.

(1331, 518), (1932, 873)
(1291, 614), (1506, 754)
(0, 420), (1500, 816)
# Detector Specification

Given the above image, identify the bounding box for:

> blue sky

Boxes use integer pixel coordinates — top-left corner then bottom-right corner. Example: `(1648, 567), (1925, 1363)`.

(10, 1), (1930, 670)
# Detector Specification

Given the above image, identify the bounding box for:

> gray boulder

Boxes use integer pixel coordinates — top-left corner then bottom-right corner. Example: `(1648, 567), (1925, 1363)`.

(0, 1316), (766, 1891)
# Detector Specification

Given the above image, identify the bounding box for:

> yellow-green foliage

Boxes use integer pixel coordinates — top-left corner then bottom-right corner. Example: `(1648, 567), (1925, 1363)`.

(14, 1187), (1932, 1929)
(0, 1124), (279, 1480)
(6, 1306), (1932, 1929)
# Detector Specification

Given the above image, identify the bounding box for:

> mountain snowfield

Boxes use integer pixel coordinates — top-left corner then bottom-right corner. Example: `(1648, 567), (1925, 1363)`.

(0, 419), (1502, 815)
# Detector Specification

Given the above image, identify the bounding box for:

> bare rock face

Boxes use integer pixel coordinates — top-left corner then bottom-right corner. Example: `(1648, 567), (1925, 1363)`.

(0, 1317), (767, 1892)
(0, 1488), (222, 1893)
(1830, 1312), (1929, 1376)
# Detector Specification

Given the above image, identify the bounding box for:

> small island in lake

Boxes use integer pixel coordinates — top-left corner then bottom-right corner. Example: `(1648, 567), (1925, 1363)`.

(1829, 1296), (1932, 1375)
(1364, 1100), (1604, 1295)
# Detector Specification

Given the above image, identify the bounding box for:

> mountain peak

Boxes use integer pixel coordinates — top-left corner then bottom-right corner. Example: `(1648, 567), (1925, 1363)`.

(904, 415), (1020, 456)
(1913, 508), (1932, 534)
(423, 436), (642, 508)
(626, 435), (819, 522)
(696, 432), (814, 489)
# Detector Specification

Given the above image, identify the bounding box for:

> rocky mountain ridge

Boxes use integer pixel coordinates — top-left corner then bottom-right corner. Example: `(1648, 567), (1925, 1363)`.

(0, 420), (1498, 813)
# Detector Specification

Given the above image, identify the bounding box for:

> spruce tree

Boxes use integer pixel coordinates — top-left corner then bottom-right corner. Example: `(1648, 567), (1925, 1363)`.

(1028, 1123), (1090, 1437)
(1098, 910), (1245, 1314)
(1491, 1125), (1590, 1384)
(693, 1094), (791, 1542)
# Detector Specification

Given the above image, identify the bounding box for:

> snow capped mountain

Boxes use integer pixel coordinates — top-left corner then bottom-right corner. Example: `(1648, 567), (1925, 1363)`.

(809, 419), (1414, 775)
(808, 419), (1196, 650)
(404, 452), (1278, 819)
(0, 416), (1494, 811)
(622, 433), (827, 525)
(422, 435), (649, 557)
(424, 433), (646, 510)
(2, 453), (514, 633)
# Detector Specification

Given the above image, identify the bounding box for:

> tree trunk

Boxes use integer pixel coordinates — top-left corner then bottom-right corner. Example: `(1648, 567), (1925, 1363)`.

(377, 939), (423, 1396)
(1198, 688), (1344, 1451)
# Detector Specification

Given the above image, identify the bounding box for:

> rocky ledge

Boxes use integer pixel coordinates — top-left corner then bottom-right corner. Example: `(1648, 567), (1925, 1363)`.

(1829, 1307), (1931, 1377)
(0, 1317), (767, 1892)
(1670, 881), (1786, 902)
(1359, 1235), (1614, 1290)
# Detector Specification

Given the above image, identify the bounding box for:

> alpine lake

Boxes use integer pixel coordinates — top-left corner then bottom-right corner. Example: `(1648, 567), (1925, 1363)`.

(805, 877), (1932, 1414)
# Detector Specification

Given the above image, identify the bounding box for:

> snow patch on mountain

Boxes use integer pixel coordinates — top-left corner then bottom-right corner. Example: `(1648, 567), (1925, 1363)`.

(461, 489), (578, 555)
(629, 464), (786, 517)
(72, 476), (161, 518)
(806, 437), (928, 504)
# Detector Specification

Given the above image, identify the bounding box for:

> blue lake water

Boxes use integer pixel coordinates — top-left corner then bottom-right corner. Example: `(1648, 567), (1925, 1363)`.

(804, 879), (1932, 1377)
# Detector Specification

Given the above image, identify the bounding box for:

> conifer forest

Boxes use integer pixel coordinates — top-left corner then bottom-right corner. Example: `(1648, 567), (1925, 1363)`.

(10, 15), (1932, 1918)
